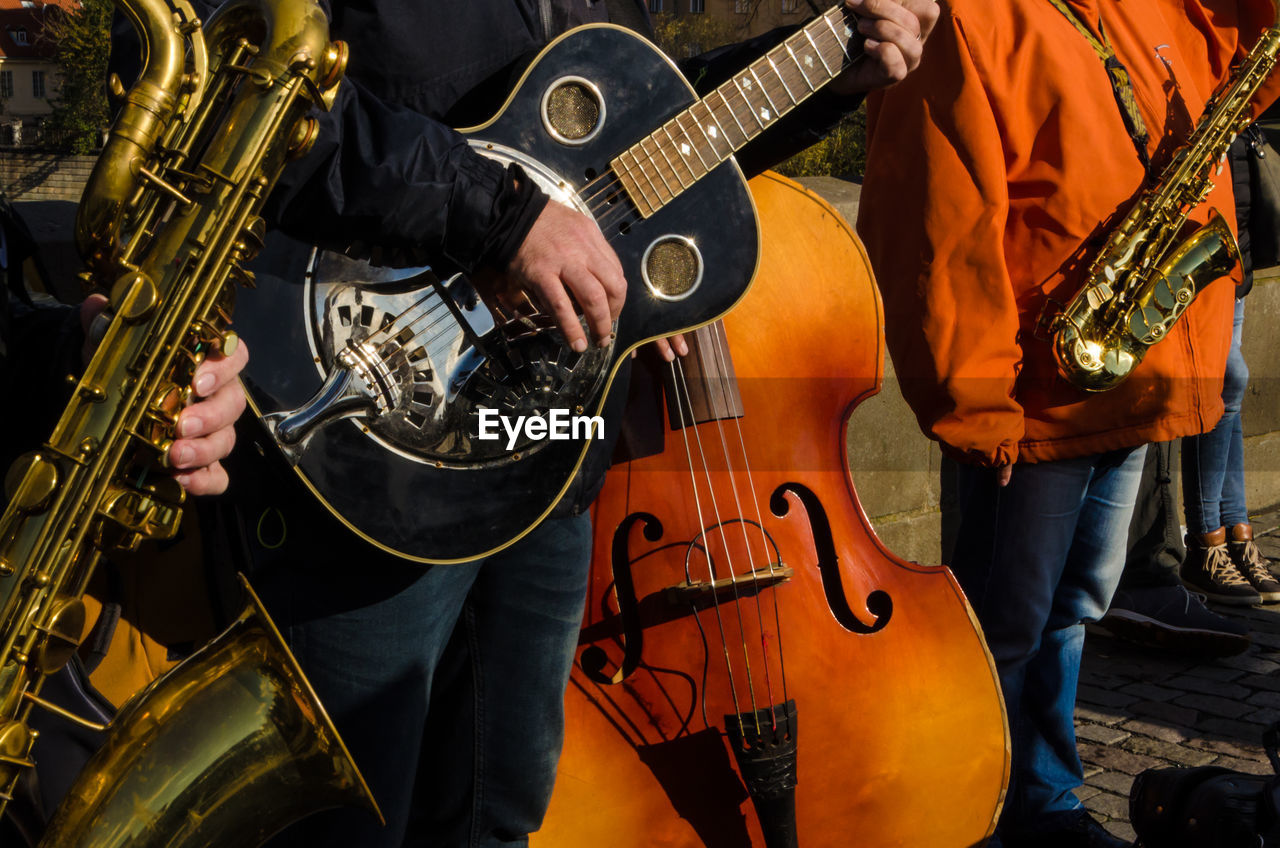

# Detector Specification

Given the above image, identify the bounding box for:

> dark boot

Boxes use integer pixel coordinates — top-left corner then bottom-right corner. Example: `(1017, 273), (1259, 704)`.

(1228, 523), (1280, 604)
(1099, 585), (1250, 656)
(1003, 810), (1129, 848)
(1180, 527), (1261, 606)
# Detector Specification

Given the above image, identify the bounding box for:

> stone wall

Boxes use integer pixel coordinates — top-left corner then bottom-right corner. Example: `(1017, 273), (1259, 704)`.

(0, 153), (94, 202)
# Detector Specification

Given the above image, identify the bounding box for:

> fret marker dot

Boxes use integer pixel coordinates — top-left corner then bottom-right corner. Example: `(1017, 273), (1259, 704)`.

(681, 143), (691, 156)
(707, 125), (718, 138)
(742, 77), (753, 90)
(844, 24), (853, 38)
(760, 108), (771, 121)
(804, 54), (814, 68)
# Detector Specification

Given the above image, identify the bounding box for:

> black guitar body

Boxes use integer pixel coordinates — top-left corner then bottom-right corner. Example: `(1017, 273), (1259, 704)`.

(237, 25), (759, 563)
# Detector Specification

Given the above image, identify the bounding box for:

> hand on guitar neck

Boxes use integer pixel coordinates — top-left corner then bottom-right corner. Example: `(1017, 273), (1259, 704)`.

(830, 0), (940, 95)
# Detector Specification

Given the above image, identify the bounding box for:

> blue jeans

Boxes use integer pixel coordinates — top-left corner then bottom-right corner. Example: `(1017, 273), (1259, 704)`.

(949, 447), (1146, 839)
(256, 512), (593, 848)
(1183, 298), (1249, 534)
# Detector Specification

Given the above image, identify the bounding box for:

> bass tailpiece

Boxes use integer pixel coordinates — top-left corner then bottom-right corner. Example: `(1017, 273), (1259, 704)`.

(726, 699), (799, 848)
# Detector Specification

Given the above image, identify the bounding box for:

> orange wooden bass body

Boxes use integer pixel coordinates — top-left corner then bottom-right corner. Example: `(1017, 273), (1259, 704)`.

(536, 173), (1009, 848)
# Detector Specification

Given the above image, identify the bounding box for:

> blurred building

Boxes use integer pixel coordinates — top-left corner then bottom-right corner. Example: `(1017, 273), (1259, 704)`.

(648, 0), (816, 39)
(0, 0), (70, 145)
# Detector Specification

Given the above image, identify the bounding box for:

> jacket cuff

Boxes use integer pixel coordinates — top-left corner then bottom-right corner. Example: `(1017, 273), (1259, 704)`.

(485, 163), (550, 270)
(442, 159), (549, 273)
(940, 439), (1019, 469)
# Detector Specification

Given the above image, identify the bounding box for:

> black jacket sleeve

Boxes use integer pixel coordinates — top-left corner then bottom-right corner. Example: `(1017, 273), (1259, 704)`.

(261, 79), (548, 274)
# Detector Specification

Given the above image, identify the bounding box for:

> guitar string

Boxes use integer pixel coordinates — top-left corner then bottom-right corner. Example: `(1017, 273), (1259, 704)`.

(575, 13), (862, 230)
(353, 291), (470, 365)
(706, 321), (792, 717)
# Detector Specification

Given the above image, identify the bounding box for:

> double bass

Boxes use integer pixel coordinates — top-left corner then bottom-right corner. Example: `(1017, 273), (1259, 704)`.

(536, 173), (1009, 847)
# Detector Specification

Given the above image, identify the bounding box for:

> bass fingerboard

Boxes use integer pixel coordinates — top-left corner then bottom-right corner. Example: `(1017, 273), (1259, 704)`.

(611, 4), (860, 217)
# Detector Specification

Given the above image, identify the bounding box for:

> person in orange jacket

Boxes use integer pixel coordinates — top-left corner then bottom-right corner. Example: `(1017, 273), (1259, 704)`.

(857, 1), (1280, 846)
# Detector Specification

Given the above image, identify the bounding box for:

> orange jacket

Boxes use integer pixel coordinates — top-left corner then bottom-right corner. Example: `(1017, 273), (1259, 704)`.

(857, 0), (1280, 467)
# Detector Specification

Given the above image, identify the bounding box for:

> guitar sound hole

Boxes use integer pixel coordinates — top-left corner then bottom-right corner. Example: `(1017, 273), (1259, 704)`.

(541, 77), (604, 145)
(642, 236), (702, 301)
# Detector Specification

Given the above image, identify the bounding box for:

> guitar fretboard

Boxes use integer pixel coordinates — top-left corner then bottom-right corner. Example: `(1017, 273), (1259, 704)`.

(612, 4), (860, 217)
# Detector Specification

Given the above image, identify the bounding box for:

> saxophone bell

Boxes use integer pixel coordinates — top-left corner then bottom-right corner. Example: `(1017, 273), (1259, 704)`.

(1052, 209), (1241, 392)
(36, 579), (381, 848)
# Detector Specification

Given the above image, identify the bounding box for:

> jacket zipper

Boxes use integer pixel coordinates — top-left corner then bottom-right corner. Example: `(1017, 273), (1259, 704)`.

(538, 0), (553, 41)
(1247, 123), (1267, 159)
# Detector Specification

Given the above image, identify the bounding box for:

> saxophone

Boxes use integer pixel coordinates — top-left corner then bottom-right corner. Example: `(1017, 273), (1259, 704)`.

(1050, 11), (1280, 392)
(0, 0), (379, 842)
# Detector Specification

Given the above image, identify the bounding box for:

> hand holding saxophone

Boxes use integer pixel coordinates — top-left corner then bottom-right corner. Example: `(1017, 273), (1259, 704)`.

(78, 294), (249, 495)
(171, 342), (248, 495)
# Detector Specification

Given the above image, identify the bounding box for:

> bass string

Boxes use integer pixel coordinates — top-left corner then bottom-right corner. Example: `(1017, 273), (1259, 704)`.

(690, 324), (790, 727)
(685, 326), (782, 726)
(668, 326), (790, 738)
(704, 322), (791, 717)
(669, 354), (754, 730)
(696, 335), (773, 732)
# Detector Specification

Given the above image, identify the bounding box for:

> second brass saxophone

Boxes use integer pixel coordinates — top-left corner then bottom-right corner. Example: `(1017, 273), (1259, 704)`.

(1050, 16), (1280, 392)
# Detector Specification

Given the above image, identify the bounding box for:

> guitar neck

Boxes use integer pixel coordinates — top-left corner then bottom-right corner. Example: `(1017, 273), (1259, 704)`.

(611, 4), (860, 217)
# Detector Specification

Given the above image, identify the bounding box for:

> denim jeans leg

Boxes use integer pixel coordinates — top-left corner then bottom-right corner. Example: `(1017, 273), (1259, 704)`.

(257, 552), (483, 848)
(1183, 298), (1248, 533)
(1021, 448), (1146, 814)
(1218, 299), (1250, 528)
(950, 446), (1145, 834)
(462, 512), (594, 848)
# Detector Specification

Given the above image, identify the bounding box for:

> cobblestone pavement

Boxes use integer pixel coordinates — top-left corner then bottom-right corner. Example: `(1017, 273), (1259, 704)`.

(1076, 506), (1280, 844)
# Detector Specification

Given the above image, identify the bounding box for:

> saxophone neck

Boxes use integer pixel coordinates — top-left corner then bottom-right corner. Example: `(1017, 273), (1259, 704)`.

(75, 0), (204, 267)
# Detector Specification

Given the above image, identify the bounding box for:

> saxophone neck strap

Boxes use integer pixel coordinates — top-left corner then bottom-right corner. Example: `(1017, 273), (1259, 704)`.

(1047, 0), (1152, 173)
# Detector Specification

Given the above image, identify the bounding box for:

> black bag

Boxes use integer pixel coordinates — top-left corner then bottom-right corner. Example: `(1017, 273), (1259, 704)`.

(1246, 121), (1280, 270)
(1130, 723), (1280, 847)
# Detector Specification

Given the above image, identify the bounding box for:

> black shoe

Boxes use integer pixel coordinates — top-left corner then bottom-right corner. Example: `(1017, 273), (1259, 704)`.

(1180, 528), (1261, 606)
(1099, 585), (1251, 657)
(1004, 811), (1130, 848)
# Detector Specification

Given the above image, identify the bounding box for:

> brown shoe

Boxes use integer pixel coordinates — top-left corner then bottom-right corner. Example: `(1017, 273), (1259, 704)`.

(1228, 523), (1280, 604)
(1180, 527), (1262, 606)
